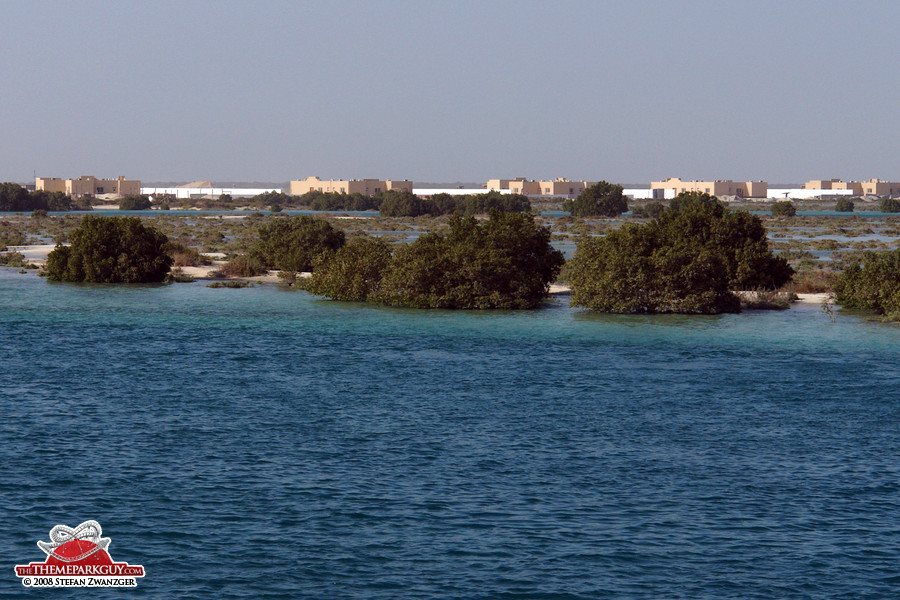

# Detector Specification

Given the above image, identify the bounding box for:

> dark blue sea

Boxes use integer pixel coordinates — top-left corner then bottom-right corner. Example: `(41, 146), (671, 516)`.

(2, 269), (899, 599)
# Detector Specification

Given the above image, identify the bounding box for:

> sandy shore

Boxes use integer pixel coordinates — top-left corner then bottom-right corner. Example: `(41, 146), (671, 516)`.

(795, 293), (832, 304)
(5, 245), (56, 266)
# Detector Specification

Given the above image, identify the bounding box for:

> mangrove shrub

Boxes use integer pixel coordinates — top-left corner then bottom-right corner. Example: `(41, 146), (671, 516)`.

(771, 201), (797, 217)
(249, 216), (345, 272)
(45, 216), (172, 283)
(306, 212), (564, 309)
(834, 248), (900, 320)
(568, 192), (793, 314)
(563, 182), (628, 217)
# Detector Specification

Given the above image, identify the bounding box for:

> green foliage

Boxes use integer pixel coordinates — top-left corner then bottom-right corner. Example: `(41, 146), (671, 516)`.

(562, 181), (628, 217)
(834, 248), (900, 320)
(0, 183), (75, 211)
(378, 190), (433, 217)
(374, 212), (564, 309)
(378, 190), (530, 217)
(298, 190), (380, 211)
(305, 237), (393, 301)
(834, 198), (855, 212)
(771, 201), (797, 217)
(568, 193), (793, 314)
(45, 216), (172, 283)
(879, 198), (900, 213)
(207, 280), (252, 288)
(249, 215), (345, 272)
(118, 195), (152, 210)
(31, 209), (48, 218)
(0, 251), (29, 268)
(631, 201), (665, 219)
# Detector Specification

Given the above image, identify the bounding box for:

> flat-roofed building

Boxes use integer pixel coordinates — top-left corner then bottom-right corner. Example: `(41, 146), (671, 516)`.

(650, 178), (768, 199)
(488, 177), (586, 196)
(539, 178), (587, 196)
(36, 175), (140, 197)
(803, 179), (864, 194)
(289, 177), (412, 196)
(860, 179), (900, 196)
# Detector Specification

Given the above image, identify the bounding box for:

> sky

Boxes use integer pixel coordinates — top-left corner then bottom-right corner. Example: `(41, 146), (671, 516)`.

(2, 0), (899, 184)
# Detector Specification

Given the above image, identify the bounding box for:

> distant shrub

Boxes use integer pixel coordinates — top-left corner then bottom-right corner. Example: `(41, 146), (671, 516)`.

(31, 209), (48, 218)
(740, 289), (797, 310)
(207, 280), (252, 288)
(879, 198), (900, 213)
(791, 268), (838, 293)
(631, 201), (665, 219)
(562, 181), (628, 217)
(216, 255), (268, 278)
(378, 190), (530, 217)
(835, 198), (855, 212)
(167, 242), (210, 267)
(165, 268), (195, 283)
(0, 251), (29, 268)
(771, 201), (797, 217)
(118, 195), (152, 210)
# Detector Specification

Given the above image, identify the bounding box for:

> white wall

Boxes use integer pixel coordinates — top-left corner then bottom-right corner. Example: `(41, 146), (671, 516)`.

(766, 188), (855, 200)
(140, 187), (282, 199)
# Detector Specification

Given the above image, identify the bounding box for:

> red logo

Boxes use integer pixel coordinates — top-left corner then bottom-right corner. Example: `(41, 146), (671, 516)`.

(14, 520), (145, 588)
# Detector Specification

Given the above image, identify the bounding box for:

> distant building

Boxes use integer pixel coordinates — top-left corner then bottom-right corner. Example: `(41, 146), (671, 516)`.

(36, 175), (140, 197)
(487, 177), (587, 197)
(289, 177), (413, 196)
(650, 178), (767, 199)
(803, 178), (900, 197)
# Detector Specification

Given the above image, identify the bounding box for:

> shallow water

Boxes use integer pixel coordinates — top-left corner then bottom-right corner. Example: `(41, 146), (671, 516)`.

(1, 270), (899, 599)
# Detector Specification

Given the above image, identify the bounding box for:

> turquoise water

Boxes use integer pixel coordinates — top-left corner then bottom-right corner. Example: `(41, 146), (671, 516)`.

(2, 270), (899, 599)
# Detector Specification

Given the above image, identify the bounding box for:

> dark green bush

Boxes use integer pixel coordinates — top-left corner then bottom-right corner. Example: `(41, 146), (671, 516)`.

(835, 198), (855, 212)
(879, 198), (900, 213)
(771, 201), (797, 217)
(45, 216), (172, 283)
(249, 216), (345, 272)
(568, 193), (793, 314)
(562, 182), (628, 217)
(834, 249), (900, 320)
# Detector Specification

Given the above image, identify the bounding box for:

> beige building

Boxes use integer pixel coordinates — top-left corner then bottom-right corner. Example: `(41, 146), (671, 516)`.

(650, 178), (768, 199)
(36, 175), (140, 197)
(804, 178), (900, 196)
(803, 179), (863, 194)
(289, 177), (413, 196)
(862, 179), (900, 196)
(488, 177), (587, 196)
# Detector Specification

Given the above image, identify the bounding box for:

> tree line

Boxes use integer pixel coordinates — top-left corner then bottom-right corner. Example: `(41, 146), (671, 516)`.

(248, 189), (531, 217)
(0, 182), (91, 212)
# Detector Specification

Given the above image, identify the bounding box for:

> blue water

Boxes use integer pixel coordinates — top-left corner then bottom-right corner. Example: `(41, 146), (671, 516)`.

(2, 270), (899, 599)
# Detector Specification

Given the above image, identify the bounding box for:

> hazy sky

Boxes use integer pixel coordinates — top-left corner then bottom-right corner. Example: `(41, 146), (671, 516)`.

(3, 0), (898, 183)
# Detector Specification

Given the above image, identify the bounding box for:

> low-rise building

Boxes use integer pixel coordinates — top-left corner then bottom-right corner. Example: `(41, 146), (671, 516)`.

(36, 175), (141, 197)
(650, 178), (768, 199)
(289, 177), (413, 196)
(488, 177), (587, 196)
(802, 178), (900, 197)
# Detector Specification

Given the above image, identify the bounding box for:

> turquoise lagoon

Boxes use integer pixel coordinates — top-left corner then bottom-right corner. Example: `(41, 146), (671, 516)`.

(1, 269), (899, 599)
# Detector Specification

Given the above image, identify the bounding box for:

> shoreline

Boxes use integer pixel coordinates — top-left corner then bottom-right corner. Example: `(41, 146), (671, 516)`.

(2, 245), (834, 304)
